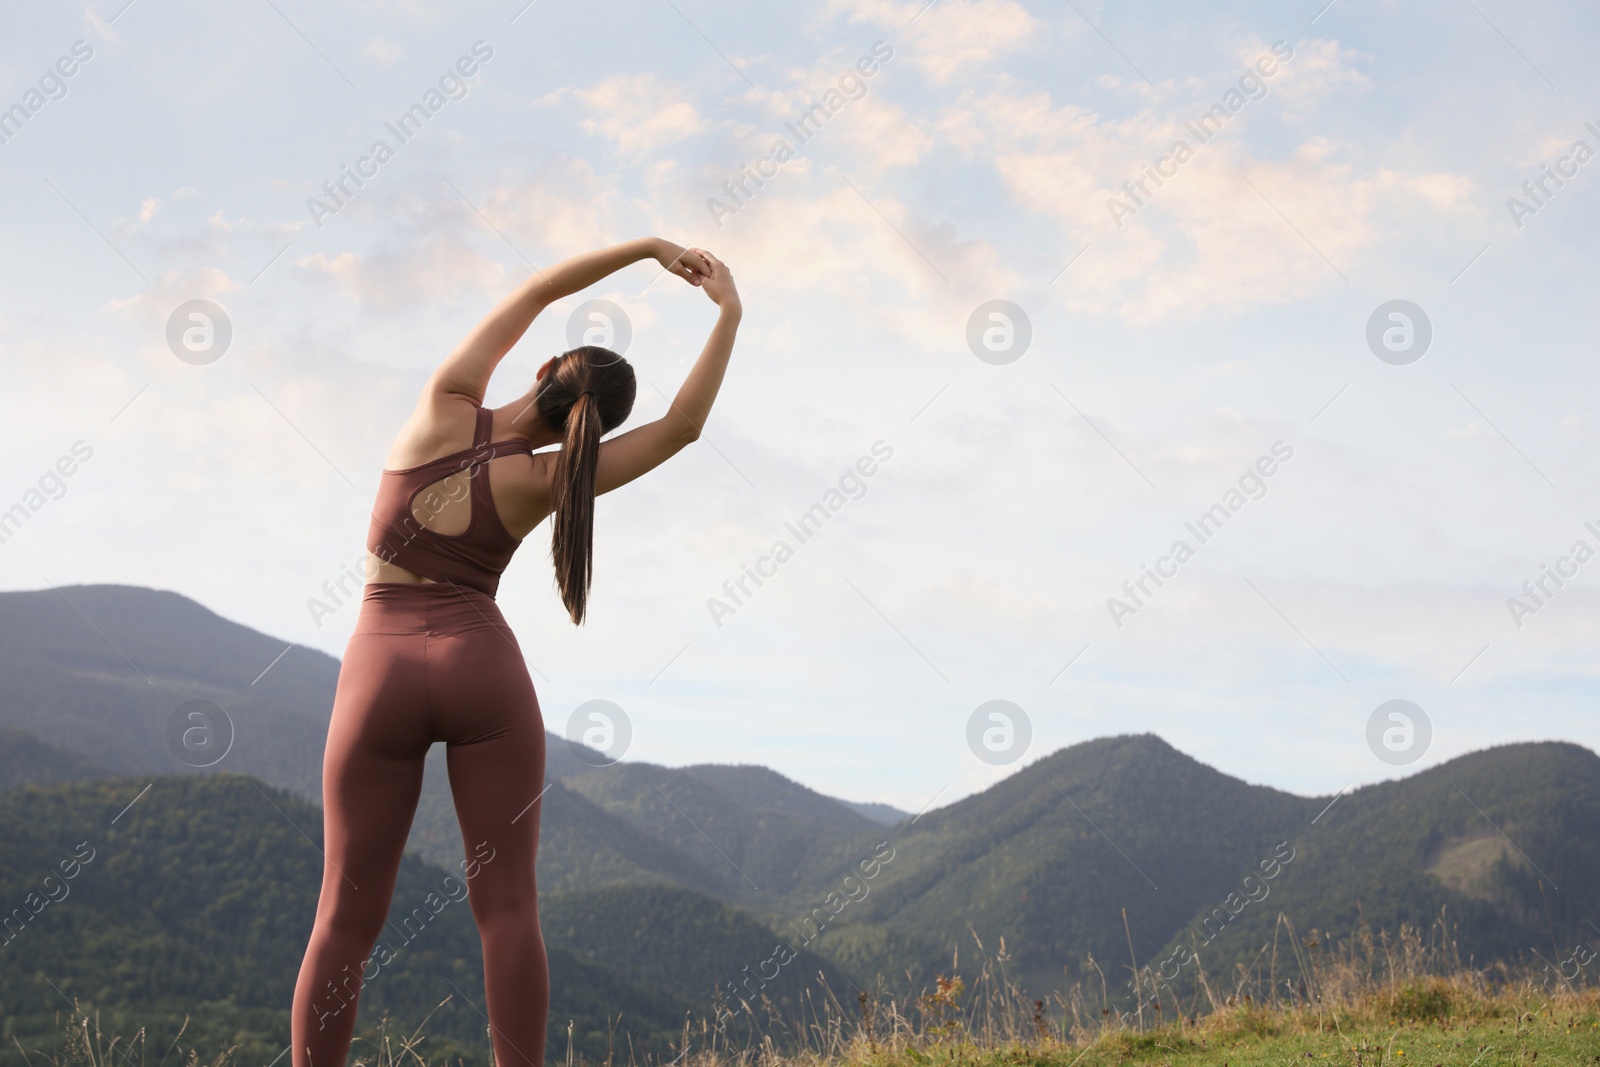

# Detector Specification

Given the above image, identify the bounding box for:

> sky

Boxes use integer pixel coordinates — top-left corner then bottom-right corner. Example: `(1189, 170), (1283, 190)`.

(3, 0), (1600, 814)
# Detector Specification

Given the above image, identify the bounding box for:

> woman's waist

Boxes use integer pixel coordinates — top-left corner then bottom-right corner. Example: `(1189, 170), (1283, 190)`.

(353, 580), (512, 636)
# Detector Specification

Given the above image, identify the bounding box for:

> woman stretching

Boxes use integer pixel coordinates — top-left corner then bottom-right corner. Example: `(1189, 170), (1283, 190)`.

(291, 237), (741, 1067)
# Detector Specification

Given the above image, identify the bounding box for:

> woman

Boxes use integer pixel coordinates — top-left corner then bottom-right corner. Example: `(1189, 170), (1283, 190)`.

(290, 237), (741, 1067)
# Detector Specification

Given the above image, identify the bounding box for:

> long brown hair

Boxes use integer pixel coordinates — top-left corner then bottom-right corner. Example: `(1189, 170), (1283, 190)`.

(536, 345), (636, 624)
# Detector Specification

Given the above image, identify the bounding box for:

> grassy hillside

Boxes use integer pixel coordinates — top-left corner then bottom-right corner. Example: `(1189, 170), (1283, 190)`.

(22, 922), (1600, 1067)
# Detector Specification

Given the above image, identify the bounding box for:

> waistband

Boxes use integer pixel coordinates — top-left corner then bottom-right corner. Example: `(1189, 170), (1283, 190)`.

(353, 581), (514, 638)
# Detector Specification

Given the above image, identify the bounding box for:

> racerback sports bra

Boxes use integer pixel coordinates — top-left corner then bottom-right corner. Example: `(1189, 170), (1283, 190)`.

(366, 406), (535, 597)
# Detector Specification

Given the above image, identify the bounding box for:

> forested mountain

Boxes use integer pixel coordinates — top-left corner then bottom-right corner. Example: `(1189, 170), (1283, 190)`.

(775, 733), (1600, 1001)
(540, 883), (850, 1022)
(2, 583), (1596, 1065)
(0, 773), (689, 1067)
(1183, 739), (1600, 973)
(0, 725), (107, 790)
(0, 585), (887, 890)
(0, 585), (338, 795)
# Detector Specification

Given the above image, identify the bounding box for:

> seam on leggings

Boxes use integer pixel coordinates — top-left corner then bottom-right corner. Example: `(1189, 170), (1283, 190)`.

(423, 606), (435, 735)
(445, 579), (521, 654)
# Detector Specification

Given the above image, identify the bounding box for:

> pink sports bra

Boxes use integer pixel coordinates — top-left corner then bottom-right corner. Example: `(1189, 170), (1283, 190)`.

(366, 406), (534, 597)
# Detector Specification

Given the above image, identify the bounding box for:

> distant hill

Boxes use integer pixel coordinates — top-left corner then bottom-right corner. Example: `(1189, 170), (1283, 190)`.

(838, 799), (911, 825)
(4, 583), (1597, 1029)
(540, 883), (851, 1021)
(803, 734), (1318, 997)
(774, 734), (1600, 1002)
(0, 584), (337, 795)
(407, 764), (731, 896)
(0, 585), (881, 896)
(1180, 740), (1600, 976)
(555, 760), (883, 906)
(0, 726), (107, 790)
(0, 773), (689, 1067)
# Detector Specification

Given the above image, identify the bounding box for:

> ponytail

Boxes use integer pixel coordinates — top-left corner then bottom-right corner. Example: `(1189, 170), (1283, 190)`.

(536, 346), (636, 625)
(551, 391), (602, 624)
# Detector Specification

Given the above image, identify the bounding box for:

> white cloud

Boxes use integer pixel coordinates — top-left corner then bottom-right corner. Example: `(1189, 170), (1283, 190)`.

(103, 267), (241, 329)
(296, 235), (505, 313)
(562, 74), (708, 159)
(362, 37), (405, 67)
(824, 0), (1037, 83)
(926, 51), (1475, 320)
(286, 157), (627, 314)
(1264, 37), (1371, 118)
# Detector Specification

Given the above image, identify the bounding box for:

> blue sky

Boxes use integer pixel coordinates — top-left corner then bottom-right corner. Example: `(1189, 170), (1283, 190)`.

(3, 0), (1600, 813)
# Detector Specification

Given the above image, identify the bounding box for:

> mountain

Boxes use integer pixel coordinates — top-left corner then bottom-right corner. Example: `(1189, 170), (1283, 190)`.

(838, 799), (911, 825)
(1177, 740), (1600, 974)
(0, 586), (879, 895)
(0, 584), (337, 795)
(407, 766), (730, 896)
(4, 583), (1597, 1029)
(0, 726), (107, 790)
(540, 883), (851, 1022)
(0, 773), (689, 1067)
(554, 760), (884, 906)
(769, 734), (1600, 1002)
(799, 734), (1319, 997)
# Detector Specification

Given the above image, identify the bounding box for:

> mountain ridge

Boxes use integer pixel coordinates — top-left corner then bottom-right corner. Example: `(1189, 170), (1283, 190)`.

(2, 583), (1595, 1019)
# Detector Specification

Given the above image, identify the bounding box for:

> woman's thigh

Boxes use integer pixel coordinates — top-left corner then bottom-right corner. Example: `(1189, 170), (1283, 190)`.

(431, 629), (546, 909)
(316, 630), (435, 933)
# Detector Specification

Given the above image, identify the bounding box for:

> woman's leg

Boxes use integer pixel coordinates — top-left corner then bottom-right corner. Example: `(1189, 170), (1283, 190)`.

(292, 628), (432, 1067)
(435, 625), (549, 1067)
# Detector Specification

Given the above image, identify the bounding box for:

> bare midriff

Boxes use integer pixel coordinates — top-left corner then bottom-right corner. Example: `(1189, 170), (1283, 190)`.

(366, 554), (437, 584)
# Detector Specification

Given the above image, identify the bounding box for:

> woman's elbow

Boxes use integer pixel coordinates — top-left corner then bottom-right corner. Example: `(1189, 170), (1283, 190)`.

(663, 414), (700, 445)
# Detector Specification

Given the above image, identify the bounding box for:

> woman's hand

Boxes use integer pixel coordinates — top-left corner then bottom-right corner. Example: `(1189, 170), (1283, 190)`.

(655, 239), (711, 286)
(696, 250), (740, 313)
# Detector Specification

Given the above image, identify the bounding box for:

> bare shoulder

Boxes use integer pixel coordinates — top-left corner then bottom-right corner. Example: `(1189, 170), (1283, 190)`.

(493, 448), (559, 539)
(383, 390), (480, 470)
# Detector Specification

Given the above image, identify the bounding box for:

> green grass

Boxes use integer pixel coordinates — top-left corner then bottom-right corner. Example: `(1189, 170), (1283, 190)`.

(701, 989), (1600, 1067)
(15, 919), (1600, 1067)
(988, 992), (1600, 1067)
(17, 987), (1600, 1067)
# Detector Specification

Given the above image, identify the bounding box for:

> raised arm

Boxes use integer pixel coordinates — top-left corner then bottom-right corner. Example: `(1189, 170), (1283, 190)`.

(429, 236), (708, 404)
(595, 249), (741, 495)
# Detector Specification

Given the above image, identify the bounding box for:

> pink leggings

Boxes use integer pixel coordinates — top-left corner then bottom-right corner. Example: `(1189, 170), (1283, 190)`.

(292, 582), (548, 1067)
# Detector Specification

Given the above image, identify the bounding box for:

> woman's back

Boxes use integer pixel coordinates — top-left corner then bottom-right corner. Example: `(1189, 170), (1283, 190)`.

(366, 404), (544, 597)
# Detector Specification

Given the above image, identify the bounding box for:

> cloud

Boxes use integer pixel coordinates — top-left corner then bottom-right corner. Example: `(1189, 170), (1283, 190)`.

(824, 0), (1037, 83)
(665, 172), (1016, 352)
(287, 156), (625, 314)
(926, 45), (1474, 320)
(362, 37), (405, 67)
(296, 235), (505, 313)
(1262, 37), (1371, 119)
(103, 268), (241, 329)
(560, 74), (709, 159)
(126, 186), (197, 231)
